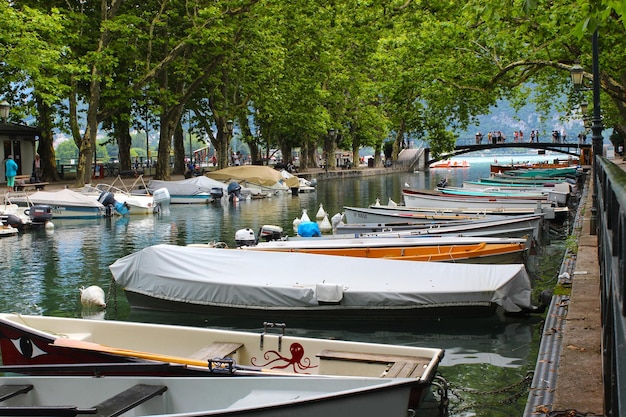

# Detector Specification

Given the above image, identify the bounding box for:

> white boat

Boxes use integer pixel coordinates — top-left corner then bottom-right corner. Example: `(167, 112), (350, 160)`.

(110, 244), (543, 318)
(334, 213), (543, 241)
(0, 196), (53, 229)
(0, 313), (443, 411)
(342, 205), (496, 224)
(402, 188), (557, 210)
(206, 165), (299, 194)
(438, 185), (569, 206)
(280, 169), (316, 193)
(0, 375), (418, 417)
(148, 176), (227, 204)
(82, 176), (171, 214)
(0, 223), (18, 236)
(9, 189), (107, 219)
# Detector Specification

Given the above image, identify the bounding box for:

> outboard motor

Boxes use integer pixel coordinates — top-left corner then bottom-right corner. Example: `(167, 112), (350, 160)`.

(98, 191), (128, 217)
(152, 188), (171, 215)
(1, 214), (23, 230)
(258, 225), (285, 242)
(210, 187), (224, 201)
(227, 182), (242, 202)
(26, 205), (53, 226)
(235, 228), (257, 246)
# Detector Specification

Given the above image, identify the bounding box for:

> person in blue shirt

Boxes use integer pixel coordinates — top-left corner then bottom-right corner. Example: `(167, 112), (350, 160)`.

(5, 155), (18, 192)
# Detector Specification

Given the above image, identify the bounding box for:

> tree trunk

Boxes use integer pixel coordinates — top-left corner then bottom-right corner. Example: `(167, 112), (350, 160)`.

(116, 118), (132, 172)
(35, 96), (59, 182)
(173, 122), (185, 175)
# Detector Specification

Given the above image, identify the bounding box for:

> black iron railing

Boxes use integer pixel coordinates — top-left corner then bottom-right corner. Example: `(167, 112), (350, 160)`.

(595, 156), (626, 417)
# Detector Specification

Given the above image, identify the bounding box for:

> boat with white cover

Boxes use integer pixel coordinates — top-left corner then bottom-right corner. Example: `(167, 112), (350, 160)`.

(9, 189), (107, 219)
(110, 244), (543, 319)
(0, 375), (419, 417)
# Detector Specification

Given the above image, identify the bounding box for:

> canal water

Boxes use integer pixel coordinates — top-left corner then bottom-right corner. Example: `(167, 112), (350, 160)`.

(0, 153), (576, 416)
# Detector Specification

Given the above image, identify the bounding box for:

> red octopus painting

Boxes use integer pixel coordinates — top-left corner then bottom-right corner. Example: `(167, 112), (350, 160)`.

(251, 342), (318, 373)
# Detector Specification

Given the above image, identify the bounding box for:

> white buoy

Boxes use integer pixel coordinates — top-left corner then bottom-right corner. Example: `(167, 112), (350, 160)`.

(301, 208), (311, 223)
(319, 213), (332, 234)
(388, 197), (398, 207)
(331, 212), (343, 229)
(293, 217), (301, 233)
(80, 285), (106, 309)
(316, 203), (326, 221)
(373, 198), (381, 207)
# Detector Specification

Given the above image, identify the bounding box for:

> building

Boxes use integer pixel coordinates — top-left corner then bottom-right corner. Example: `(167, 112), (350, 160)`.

(1, 122), (43, 183)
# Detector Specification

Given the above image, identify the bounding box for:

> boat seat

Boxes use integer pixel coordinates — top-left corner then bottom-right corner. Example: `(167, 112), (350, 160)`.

(316, 350), (430, 379)
(0, 385), (33, 402)
(91, 384), (167, 417)
(189, 342), (243, 361)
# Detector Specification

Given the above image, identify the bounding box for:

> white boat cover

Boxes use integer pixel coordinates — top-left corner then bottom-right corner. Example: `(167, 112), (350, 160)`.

(147, 177), (227, 196)
(19, 189), (104, 208)
(110, 244), (534, 313)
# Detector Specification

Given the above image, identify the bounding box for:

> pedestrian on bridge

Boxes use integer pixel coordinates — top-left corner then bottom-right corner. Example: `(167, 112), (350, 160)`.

(530, 130), (536, 143)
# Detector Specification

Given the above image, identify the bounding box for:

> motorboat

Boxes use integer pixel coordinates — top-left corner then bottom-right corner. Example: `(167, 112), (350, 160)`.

(82, 176), (171, 214)
(429, 160), (470, 169)
(8, 189), (110, 219)
(0, 196), (53, 229)
(0, 374), (419, 417)
(436, 185), (569, 206)
(0, 313), (444, 410)
(402, 188), (558, 210)
(206, 165), (299, 194)
(109, 244), (545, 319)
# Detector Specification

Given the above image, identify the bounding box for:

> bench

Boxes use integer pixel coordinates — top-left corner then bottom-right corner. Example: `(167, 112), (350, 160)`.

(316, 350), (431, 379)
(14, 175), (48, 191)
(189, 342), (243, 361)
(92, 384), (167, 417)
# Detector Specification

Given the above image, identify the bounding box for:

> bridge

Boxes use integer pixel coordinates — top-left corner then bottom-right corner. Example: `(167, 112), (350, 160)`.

(425, 142), (592, 167)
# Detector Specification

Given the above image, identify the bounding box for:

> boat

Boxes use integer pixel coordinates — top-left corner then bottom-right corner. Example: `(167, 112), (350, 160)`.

(429, 160), (470, 169)
(498, 166), (580, 178)
(342, 205), (494, 224)
(109, 244), (544, 318)
(240, 236), (528, 264)
(0, 375), (419, 417)
(490, 160), (578, 174)
(334, 213), (543, 242)
(402, 188), (560, 210)
(436, 185), (569, 206)
(280, 169), (316, 193)
(0, 313), (443, 410)
(82, 176), (171, 214)
(0, 196), (53, 229)
(0, 223), (18, 236)
(206, 165), (299, 194)
(148, 176), (227, 204)
(8, 189), (109, 219)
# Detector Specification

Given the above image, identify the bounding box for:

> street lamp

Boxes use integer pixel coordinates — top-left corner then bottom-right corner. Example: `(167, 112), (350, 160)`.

(571, 30), (603, 235)
(0, 100), (10, 122)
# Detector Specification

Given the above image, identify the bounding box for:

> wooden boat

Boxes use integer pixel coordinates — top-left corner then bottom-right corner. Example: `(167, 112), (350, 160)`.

(429, 159), (470, 169)
(436, 185), (569, 206)
(334, 213), (543, 242)
(244, 239), (527, 264)
(0, 375), (419, 417)
(0, 314), (443, 410)
(342, 205), (495, 224)
(490, 160), (578, 174)
(109, 244), (543, 318)
(344, 203), (567, 222)
(402, 188), (557, 210)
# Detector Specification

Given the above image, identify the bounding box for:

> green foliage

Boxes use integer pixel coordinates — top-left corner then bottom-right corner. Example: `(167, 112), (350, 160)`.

(55, 140), (79, 163)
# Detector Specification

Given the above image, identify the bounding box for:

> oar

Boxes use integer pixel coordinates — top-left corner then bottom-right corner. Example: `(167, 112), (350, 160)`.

(51, 338), (284, 375)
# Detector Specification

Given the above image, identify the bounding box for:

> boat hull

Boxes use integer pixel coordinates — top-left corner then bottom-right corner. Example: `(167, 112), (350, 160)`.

(0, 375), (417, 417)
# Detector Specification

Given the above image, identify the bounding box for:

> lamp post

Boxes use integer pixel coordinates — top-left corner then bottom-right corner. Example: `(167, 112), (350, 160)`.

(571, 30), (603, 235)
(0, 100), (10, 122)
(327, 128), (337, 173)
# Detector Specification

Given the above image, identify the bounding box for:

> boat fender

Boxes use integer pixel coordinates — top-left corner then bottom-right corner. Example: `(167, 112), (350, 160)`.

(315, 283), (344, 304)
(80, 285), (106, 309)
(297, 221), (321, 237)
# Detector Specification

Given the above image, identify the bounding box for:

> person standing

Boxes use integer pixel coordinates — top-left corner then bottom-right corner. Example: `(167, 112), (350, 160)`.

(32, 153), (43, 182)
(5, 155), (18, 192)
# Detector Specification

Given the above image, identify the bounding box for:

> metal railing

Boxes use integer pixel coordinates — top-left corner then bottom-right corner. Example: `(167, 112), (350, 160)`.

(595, 156), (626, 417)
